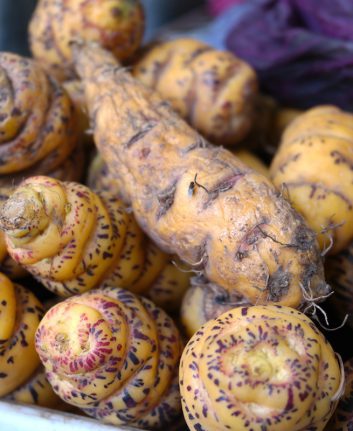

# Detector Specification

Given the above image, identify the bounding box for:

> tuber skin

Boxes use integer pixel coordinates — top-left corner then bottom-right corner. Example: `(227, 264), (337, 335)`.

(0, 176), (130, 296)
(88, 152), (191, 312)
(329, 358), (353, 430)
(29, 0), (145, 82)
(35, 286), (183, 429)
(181, 278), (248, 338)
(73, 43), (328, 308)
(270, 105), (353, 254)
(180, 305), (343, 431)
(0, 145), (85, 280)
(133, 38), (258, 146)
(0, 273), (43, 397)
(0, 52), (79, 175)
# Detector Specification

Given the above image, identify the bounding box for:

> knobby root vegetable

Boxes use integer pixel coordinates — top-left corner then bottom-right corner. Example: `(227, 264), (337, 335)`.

(133, 38), (258, 146)
(330, 358), (353, 430)
(181, 278), (248, 338)
(73, 43), (328, 308)
(0, 146), (85, 280)
(0, 52), (79, 175)
(325, 244), (353, 329)
(0, 176), (130, 296)
(88, 153), (191, 312)
(0, 273), (43, 397)
(29, 0), (145, 81)
(180, 305), (343, 431)
(35, 286), (183, 429)
(270, 105), (353, 254)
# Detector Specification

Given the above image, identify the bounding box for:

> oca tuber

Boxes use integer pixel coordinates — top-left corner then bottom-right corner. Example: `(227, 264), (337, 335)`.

(270, 105), (353, 254)
(73, 43), (328, 308)
(0, 273), (43, 397)
(29, 0), (145, 82)
(180, 305), (343, 431)
(35, 286), (183, 429)
(0, 52), (78, 175)
(134, 38), (258, 146)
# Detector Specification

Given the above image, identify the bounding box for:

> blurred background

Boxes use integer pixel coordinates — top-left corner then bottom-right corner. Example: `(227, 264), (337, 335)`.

(0, 0), (204, 54)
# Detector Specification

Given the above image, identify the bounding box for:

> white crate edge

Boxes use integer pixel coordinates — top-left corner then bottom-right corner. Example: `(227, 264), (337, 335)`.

(0, 400), (142, 431)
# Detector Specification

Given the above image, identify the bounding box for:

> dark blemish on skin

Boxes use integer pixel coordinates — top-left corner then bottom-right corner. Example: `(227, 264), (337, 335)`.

(156, 181), (177, 219)
(267, 268), (291, 302)
(124, 122), (157, 149)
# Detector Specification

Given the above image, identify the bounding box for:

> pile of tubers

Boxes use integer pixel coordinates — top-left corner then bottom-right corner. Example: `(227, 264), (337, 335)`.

(0, 0), (352, 430)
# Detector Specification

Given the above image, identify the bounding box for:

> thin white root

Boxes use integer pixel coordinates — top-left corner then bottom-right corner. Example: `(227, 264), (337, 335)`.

(321, 235), (334, 257)
(171, 260), (202, 275)
(331, 353), (345, 402)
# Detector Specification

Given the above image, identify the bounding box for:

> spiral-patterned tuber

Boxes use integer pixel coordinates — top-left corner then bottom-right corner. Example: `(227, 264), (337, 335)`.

(0, 176), (130, 296)
(0, 52), (78, 175)
(134, 38), (258, 146)
(35, 286), (183, 429)
(29, 0), (145, 82)
(180, 305), (343, 431)
(0, 273), (44, 397)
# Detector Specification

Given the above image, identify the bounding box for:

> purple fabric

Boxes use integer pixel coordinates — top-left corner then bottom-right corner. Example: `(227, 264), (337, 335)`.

(202, 0), (353, 110)
(208, 0), (244, 16)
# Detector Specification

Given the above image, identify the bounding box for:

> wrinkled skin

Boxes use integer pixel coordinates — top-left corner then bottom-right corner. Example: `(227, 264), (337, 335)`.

(271, 105), (353, 254)
(29, 0), (145, 81)
(88, 153), (191, 313)
(180, 305), (343, 431)
(36, 286), (183, 429)
(134, 38), (257, 146)
(73, 44), (328, 308)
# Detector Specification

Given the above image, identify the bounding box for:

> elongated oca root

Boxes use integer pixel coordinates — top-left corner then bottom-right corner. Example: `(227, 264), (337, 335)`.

(0, 52), (78, 175)
(329, 358), (353, 430)
(0, 273), (42, 396)
(73, 43), (328, 308)
(180, 305), (343, 431)
(29, 0), (145, 81)
(134, 38), (257, 146)
(35, 286), (183, 429)
(270, 106), (353, 254)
